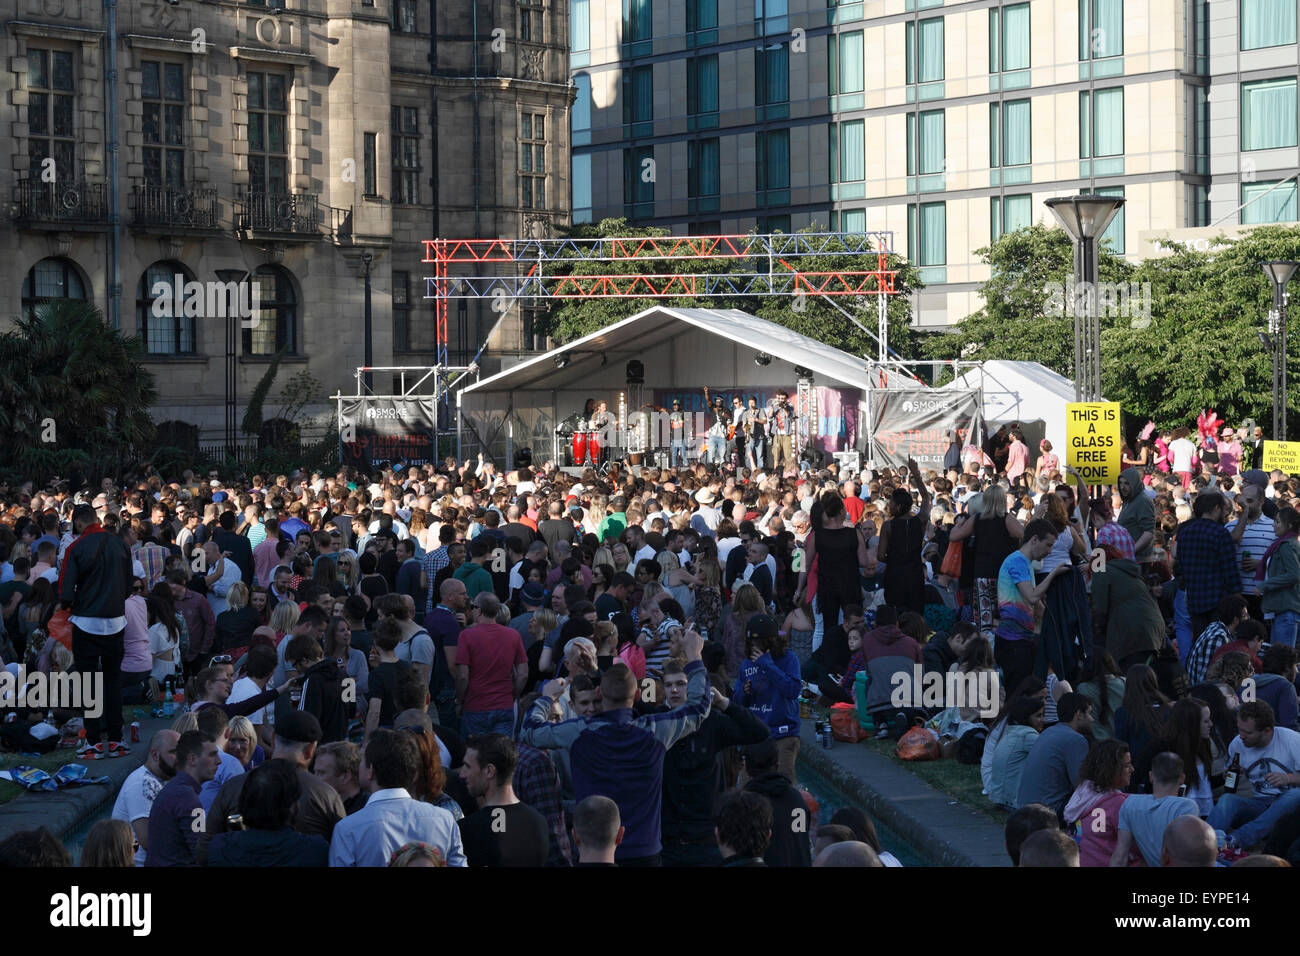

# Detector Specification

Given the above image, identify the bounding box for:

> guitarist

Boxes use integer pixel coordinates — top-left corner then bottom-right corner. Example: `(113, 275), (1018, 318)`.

(702, 387), (731, 467)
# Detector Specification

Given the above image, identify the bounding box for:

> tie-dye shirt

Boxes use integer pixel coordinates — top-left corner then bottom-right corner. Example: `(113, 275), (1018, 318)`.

(996, 550), (1036, 639)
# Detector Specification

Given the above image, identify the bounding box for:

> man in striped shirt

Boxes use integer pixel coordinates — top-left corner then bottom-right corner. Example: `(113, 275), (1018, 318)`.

(421, 524), (456, 618)
(1228, 481), (1275, 621)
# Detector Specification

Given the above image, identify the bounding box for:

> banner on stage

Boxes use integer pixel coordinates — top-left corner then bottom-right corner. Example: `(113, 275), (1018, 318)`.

(339, 397), (437, 469)
(869, 390), (981, 470)
(1263, 440), (1300, 475)
(1065, 402), (1122, 483)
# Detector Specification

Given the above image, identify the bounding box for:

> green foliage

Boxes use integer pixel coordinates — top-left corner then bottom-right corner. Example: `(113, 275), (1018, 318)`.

(240, 348), (286, 437)
(0, 300), (157, 482)
(930, 223), (1300, 436)
(535, 219), (925, 360)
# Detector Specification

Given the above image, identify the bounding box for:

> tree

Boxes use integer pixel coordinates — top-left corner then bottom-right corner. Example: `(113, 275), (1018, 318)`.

(0, 300), (157, 482)
(535, 219), (925, 361)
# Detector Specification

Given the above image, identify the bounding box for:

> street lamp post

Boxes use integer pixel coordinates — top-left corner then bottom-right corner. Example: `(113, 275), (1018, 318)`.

(215, 268), (250, 460)
(1044, 195), (1126, 403)
(361, 250), (374, 392)
(1261, 261), (1299, 440)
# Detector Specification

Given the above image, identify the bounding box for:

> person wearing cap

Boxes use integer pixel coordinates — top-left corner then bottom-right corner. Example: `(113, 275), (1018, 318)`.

(511, 580), (548, 643)
(1219, 427), (1243, 478)
(199, 711), (347, 863)
(329, 728), (468, 866)
(733, 614), (802, 784)
(690, 488), (721, 538)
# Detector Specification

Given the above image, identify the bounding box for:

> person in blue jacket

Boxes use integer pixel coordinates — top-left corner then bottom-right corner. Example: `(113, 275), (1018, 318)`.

(733, 614), (803, 785)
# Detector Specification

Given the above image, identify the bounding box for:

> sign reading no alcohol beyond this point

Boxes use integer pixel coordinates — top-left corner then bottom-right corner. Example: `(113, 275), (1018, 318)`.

(1263, 441), (1300, 475)
(1066, 402), (1122, 484)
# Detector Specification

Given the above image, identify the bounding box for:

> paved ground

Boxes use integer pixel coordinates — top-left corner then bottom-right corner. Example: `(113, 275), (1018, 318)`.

(798, 721), (1010, 867)
(0, 715), (171, 846)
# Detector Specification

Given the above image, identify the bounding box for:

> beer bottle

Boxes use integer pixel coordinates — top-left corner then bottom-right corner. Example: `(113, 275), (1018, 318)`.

(1224, 753), (1242, 793)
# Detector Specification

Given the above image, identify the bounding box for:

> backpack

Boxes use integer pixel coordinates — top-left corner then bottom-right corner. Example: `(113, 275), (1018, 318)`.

(956, 726), (989, 764)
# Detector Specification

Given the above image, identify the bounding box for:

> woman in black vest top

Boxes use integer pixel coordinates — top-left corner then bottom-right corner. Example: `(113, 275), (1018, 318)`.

(877, 459), (931, 616)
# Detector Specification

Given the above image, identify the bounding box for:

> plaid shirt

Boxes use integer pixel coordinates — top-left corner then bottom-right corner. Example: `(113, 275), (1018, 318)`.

(1175, 518), (1241, 614)
(421, 546), (449, 616)
(1186, 621), (1231, 685)
(513, 741), (571, 865)
(133, 542), (170, 588)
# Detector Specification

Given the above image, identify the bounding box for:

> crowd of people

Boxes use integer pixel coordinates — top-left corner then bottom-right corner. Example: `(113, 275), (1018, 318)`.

(0, 406), (1296, 867)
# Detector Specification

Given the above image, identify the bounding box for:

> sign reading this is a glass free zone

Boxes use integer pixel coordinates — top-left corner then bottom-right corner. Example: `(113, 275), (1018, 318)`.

(1066, 402), (1122, 484)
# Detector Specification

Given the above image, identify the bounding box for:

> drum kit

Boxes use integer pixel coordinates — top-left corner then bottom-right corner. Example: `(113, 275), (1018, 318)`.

(557, 412), (602, 467)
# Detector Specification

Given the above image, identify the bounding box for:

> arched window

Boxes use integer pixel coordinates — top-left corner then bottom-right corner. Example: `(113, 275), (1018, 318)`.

(243, 264), (297, 356)
(21, 257), (87, 319)
(136, 261), (197, 355)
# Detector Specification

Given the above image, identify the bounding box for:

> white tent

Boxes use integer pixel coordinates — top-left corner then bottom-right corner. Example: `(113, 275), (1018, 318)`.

(941, 360), (1086, 465)
(457, 305), (876, 464)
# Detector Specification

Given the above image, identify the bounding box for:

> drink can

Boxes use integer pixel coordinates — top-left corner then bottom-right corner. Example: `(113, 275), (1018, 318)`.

(130, 721), (140, 743)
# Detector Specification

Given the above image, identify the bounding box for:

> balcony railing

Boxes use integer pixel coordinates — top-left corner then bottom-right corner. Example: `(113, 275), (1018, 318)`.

(235, 192), (321, 236)
(131, 183), (219, 229)
(14, 179), (108, 224)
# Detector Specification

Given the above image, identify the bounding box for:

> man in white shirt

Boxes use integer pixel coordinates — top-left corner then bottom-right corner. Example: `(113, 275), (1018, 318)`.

(111, 730), (180, 865)
(201, 540), (242, 617)
(228, 644), (277, 750)
(1208, 701), (1300, 851)
(626, 525), (656, 565)
(329, 729), (467, 866)
(690, 489), (721, 537)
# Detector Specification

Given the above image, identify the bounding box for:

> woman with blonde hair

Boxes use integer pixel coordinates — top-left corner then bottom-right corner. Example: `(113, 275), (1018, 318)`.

(215, 580), (260, 656)
(723, 583), (768, 678)
(336, 552), (360, 594)
(226, 714), (263, 769)
(948, 487), (1023, 639)
(80, 818), (135, 867)
(693, 558), (723, 639)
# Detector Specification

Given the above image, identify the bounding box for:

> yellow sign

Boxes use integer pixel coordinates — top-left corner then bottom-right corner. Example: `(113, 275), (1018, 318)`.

(1263, 441), (1300, 475)
(1066, 402), (1122, 484)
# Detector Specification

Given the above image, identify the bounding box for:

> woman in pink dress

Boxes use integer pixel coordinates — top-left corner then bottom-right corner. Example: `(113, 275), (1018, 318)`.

(1217, 426), (1242, 477)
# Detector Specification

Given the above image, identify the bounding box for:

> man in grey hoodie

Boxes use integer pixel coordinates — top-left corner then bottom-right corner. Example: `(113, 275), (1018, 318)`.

(1116, 467), (1155, 567)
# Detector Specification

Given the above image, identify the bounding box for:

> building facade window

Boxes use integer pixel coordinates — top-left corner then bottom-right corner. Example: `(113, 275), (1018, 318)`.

(1241, 79), (1297, 150)
(137, 262), (197, 355)
(245, 265), (297, 356)
(905, 18), (944, 84)
(908, 201), (946, 266)
(1095, 186), (1125, 251)
(830, 31), (864, 95)
(1242, 180), (1298, 224)
(688, 138), (720, 212)
(519, 112), (546, 209)
(756, 42), (790, 117)
(1187, 183), (1210, 227)
(573, 153), (592, 223)
(27, 48), (76, 182)
(1241, 0), (1296, 49)
(832, 119), (866, 183)
(991, 194), (1032, 240)
(21, 257), (86, 319)
(906, 109), (945, 176)
(623, 65), (653, 136)
(391, 107), (420, 204)
(688, 0), (718, 32)
(141, 60), (186, 188)
(1080, 88), (1124, 158)
(363, 132), (378, 197)
(757, 129), (790, 200)
(687, 55), (719, 126)
(624, 146), (655, 217)
(520, 0), (544, 43)
(1080, 0), (1123, 59)
(392, 270), (413, 352)
(247, 71), (289, 196)
(990, 99), (1031, 168)
(571, 0), (590, 52)
(623, 0), (652, 54)
(990, 4), (1030, 73)
(394, 0), (416, 33)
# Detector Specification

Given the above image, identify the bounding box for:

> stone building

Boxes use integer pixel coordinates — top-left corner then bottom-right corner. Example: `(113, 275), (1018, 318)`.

(1, 0), (572, 446)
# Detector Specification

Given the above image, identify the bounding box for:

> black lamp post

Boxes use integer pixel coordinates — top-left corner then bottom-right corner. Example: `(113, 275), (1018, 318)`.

(361, 250), (374, 391)
(1261, 260), (1299, 440)
(1044, 194), (1126, 402)
(215, 268), (249, 459)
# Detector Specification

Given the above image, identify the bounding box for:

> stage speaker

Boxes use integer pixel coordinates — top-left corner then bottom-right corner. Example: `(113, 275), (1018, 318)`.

(626, 360), (644, 384)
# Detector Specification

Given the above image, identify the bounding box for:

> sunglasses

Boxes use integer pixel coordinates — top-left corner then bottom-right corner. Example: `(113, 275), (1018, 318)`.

(209, 655), (233, 666)
(132, 585), (145, 594)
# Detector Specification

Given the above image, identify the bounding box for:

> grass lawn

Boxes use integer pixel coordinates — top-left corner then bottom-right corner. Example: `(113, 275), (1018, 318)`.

(863, 737), (1009, 825)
